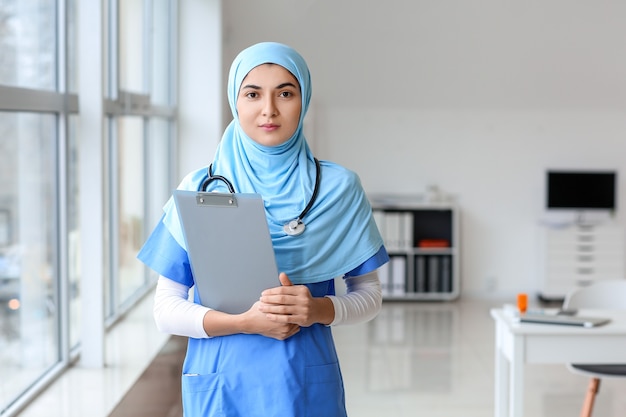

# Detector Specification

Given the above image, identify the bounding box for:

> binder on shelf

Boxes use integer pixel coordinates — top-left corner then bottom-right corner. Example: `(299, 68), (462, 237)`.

(428, 256), (440, 292)
(375, 210), (416, 251)
(402, 211), (413, 248)
(385, 211), (401, 250)
(379, 261), (391, 297)
(390, 256), (407, 296)
(373, 210), (386, 241)
(415, 255), (426, 293)
(441, 256), (452, 293)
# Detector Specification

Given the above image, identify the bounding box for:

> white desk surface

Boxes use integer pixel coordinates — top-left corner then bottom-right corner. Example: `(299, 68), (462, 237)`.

(491, 308), (626, 417)
(491, 308), (626, 334)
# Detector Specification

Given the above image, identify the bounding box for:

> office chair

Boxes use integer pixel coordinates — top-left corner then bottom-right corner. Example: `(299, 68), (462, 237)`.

(562, 280), (626, 417)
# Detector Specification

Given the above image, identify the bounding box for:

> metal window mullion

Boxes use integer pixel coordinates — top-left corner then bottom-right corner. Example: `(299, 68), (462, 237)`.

(104, 96), (176, 118)
(108, 117), (120, 322)
(57, 0), (67, 94)
(56, 113), (70, 362)
(169, 0), (178, 108)
(144, 0), (152, 95)
(56, 0), (70, 364)
(109, 0), (119, 99)
(169, 118), (178, 191)
(0, 85), (78, 113)
(168, 0), (179, 191)
(142, 116), (151, 285)
(106, 0), (120, 323)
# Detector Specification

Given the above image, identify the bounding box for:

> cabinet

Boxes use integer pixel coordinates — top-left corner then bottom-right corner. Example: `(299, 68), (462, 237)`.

(370, 196), (460, 301)
(538, 222), (625, 300)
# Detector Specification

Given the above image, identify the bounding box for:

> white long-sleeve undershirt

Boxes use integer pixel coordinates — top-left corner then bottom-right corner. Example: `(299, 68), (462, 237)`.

(153, 270), (383, 339)
(326, 271), (382, 326)
(153, 277), (211, 338)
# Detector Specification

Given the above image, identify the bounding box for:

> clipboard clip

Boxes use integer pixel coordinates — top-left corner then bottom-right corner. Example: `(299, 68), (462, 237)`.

(196, 192), (238, 207)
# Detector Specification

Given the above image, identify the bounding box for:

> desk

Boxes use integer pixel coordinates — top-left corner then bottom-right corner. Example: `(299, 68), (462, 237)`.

(490, 308), (626, 417)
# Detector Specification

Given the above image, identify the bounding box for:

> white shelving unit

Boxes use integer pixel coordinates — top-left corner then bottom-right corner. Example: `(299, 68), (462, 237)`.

(370, 195), (460, 301)
(538, 221), (625, 300)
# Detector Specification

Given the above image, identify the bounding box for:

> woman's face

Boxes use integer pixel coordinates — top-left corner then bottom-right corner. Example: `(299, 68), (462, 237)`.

(236, 64), (302, 147)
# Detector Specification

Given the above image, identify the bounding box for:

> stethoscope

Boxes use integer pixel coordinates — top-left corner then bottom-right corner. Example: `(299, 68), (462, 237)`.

(199, 158), (321, 236)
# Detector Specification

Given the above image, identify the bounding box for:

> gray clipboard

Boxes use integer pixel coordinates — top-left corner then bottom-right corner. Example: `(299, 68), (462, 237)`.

(173, 190), (280, 314)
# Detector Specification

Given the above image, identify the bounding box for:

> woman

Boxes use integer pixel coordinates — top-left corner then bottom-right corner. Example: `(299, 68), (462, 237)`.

(138, 42), (388, 416)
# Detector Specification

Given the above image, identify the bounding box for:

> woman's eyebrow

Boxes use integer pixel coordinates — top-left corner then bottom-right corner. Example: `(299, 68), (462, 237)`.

(276, 82), (297, 89)
(240, 82), (298, 90)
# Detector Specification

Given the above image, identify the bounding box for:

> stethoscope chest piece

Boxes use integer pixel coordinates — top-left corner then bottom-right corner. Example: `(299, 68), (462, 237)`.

(284, 219), (305, 236)
(205, 158), (321, 238)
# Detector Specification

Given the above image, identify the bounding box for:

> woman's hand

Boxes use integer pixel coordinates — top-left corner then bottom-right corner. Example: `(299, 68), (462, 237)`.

(258, 273), (335, 327)
(239, 300), (300, 340)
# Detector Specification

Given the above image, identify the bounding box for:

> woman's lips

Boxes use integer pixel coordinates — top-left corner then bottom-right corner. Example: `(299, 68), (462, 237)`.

(260, 123), (279, 132)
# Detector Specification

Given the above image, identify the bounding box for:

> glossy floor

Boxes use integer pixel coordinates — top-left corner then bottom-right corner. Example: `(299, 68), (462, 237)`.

(108, 298), (626, 417)
(336, 300), (626, 417)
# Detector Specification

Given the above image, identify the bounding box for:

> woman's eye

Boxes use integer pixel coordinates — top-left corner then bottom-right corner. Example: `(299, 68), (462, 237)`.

(279, 91), (292, 98)
(246, 92), (258, 99)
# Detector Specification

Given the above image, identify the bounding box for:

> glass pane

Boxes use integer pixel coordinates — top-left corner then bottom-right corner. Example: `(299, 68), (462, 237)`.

(0, 1), (56, 90)
(67, 0), (78, 93)
(151, 1), (171, 105)
(116, 117), (146, 304)
(144, 118), (171, 282)
(0, 112), (59, 410)
(148, 118), (172, 226)
(68, 116), (80, 348)
(119, 0), (145, 93)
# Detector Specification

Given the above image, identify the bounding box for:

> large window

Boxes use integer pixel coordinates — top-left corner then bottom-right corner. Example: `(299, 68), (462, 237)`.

(0, 112), (59, 412)
(105, 0), (177, 318)
(0, 1), (177, 415)
(112, 116), (147, 308)
(0, 1), (78, 414)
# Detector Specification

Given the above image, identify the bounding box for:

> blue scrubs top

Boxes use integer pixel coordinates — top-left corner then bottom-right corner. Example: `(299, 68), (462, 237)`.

(138, 221), (388, 417)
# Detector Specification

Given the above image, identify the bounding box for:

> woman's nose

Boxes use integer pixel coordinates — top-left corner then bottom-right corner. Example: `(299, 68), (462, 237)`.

(262, 97), (277, 117)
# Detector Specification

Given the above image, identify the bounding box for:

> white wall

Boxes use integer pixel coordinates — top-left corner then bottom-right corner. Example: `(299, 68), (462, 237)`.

(219, 0), (626, 298)
(178, 0), (223, 179)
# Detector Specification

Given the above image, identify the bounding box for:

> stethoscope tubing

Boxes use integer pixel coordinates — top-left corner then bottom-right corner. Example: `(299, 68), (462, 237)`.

(199, 158), (321, 236)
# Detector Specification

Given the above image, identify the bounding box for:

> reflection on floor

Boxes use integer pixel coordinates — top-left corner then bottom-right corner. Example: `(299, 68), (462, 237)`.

(336, 299), (626, 417)
(109, 299), (626, 417)
(108, 335), (185, 417)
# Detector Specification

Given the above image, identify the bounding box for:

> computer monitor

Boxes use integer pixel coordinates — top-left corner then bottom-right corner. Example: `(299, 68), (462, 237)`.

(546, 170), (616, 211)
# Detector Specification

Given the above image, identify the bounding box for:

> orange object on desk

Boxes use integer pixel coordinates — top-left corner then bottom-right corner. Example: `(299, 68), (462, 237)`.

(417, 239), (450, 248)
(517, 293), (528, 313)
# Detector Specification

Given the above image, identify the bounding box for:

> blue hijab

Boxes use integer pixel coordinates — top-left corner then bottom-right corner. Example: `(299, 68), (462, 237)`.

(163, 42), (383, 283)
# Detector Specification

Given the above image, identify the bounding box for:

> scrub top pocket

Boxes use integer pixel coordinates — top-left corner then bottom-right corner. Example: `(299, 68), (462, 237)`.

(181, 372), (224, 416)
(305, 362), (347, 417)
